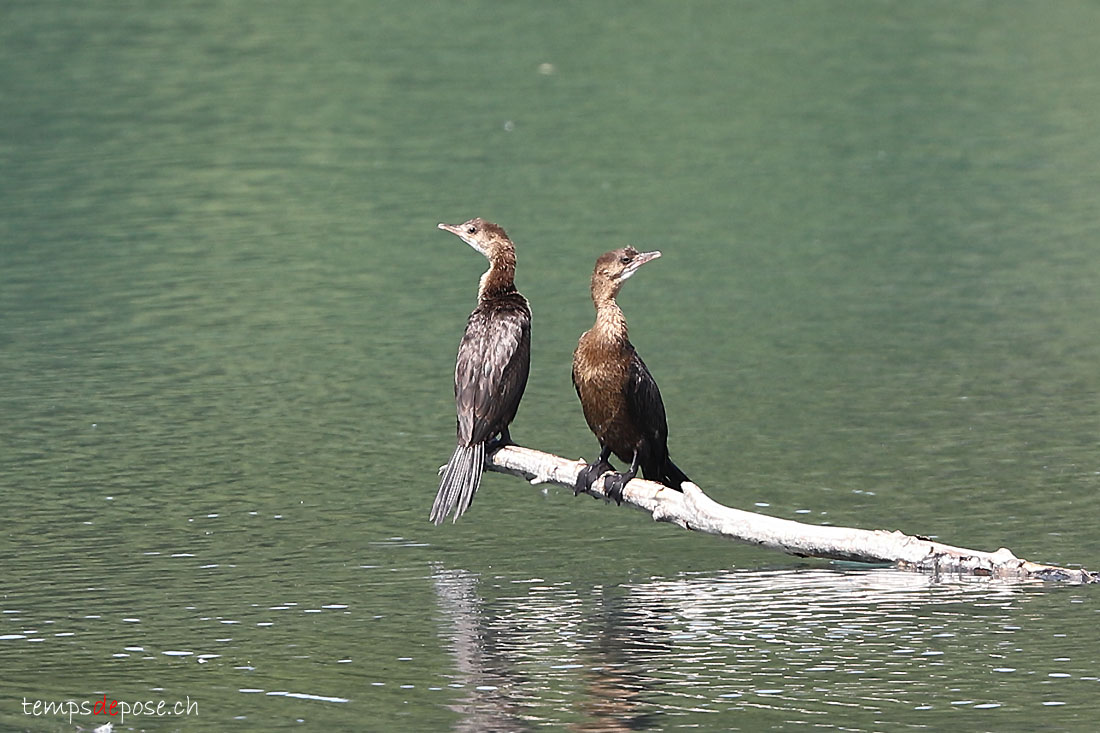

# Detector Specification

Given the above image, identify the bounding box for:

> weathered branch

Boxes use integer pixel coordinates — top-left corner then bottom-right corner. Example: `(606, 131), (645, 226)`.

(486, 445), (1098, 583)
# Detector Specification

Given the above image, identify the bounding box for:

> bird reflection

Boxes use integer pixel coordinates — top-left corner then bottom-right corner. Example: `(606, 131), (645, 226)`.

(432, 567), (682, 731)
(570, 588), (668, 732)
(431, 566), (529, 733)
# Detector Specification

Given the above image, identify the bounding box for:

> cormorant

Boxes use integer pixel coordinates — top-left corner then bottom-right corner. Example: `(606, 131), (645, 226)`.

(572, 246), (690, 502)
(431, 218), (531, 524)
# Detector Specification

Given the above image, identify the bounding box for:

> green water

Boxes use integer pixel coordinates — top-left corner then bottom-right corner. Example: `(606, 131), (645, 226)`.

(3, 2), (1099, 730)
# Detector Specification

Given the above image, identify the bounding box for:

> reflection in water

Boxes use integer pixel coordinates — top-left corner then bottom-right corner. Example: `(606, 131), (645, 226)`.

(433, 565), (668, 732)
(570, 591), (671, 732)
(431, 567), (530, 733)
(432, 566), (1037, 730)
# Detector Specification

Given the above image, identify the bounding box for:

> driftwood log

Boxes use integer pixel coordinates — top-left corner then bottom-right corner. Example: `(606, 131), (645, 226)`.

(483, 445), (1097, 584)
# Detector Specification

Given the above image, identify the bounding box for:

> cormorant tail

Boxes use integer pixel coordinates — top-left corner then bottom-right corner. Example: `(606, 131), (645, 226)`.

(660, 457), (690, 492)
(430, 442), (486, 524)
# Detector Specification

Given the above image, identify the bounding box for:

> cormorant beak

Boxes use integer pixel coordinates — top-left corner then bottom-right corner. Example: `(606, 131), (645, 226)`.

(438, 222), (487, 255)
(621, 249), (661, 280)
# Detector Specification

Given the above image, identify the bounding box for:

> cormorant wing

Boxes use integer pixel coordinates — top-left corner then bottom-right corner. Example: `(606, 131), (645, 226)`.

(624, 348), (669, 448)
(454, 299), (531, 446)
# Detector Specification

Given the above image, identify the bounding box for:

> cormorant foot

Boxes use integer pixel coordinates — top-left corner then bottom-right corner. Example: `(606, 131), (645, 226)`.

(575, 460), (613, 495)
(603, 471), (635, 505)
(485, 429), (513, 454)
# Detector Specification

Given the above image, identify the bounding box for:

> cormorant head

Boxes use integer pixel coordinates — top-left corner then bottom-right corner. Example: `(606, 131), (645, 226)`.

(438, 218), (512, 260)
(591, 246), (662, 299)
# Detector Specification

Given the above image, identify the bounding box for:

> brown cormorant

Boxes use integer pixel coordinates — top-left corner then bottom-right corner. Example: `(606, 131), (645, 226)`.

(431, 218), (531, 524)
(572, 246), (690, 502)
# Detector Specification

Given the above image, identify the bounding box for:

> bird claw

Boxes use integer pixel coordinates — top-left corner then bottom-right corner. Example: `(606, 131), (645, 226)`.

(576, 461), (632, 505)
(575, 460), (613, 496)
(573, 470), (594, 496)
(603, 472), (632, 505)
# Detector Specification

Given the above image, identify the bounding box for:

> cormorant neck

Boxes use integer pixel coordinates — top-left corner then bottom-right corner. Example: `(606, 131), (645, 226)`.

(592, 296), (629, 345)
(477, 248), (517, 301)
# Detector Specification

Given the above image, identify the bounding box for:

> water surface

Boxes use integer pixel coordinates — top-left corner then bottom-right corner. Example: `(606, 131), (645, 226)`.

(2, 2), (1099, 730)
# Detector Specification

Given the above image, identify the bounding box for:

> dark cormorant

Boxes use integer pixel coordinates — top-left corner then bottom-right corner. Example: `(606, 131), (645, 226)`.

(431, 218), (531, 524)
(572, 246), (690, 502)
